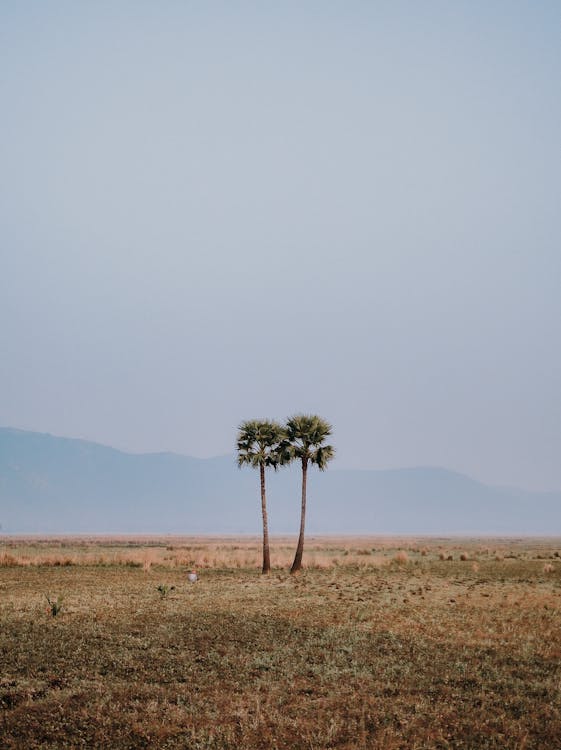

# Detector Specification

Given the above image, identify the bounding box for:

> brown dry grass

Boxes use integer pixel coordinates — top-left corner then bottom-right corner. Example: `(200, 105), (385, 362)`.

(3, 535), (558, 571)
(1, 536), (561, 748)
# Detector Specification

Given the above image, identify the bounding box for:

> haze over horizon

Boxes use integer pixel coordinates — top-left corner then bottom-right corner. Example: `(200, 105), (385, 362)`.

(2, 3), (560, 493)
(0, 420), (554, 498)
(2, 426), (560, 535)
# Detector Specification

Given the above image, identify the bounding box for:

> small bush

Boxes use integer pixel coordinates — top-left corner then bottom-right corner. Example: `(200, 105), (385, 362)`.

(45, 594), (64, 617)
(394, 551), (409, 565)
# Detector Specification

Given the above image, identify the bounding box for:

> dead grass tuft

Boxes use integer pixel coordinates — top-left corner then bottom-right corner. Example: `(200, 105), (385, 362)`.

(394, 550), (409, 565)
(0, 552), (18, 566)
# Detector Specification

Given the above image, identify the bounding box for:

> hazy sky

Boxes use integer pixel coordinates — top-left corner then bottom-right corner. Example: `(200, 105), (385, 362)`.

(1, 2), (560, 491)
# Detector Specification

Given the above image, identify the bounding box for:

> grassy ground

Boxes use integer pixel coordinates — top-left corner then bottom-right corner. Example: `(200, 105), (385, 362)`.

(1, 537), (560, 749)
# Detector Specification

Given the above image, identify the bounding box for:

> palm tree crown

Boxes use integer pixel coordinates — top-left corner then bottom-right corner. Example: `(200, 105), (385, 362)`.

(236, 419), (285, 470)
(284, 414), (335, 469)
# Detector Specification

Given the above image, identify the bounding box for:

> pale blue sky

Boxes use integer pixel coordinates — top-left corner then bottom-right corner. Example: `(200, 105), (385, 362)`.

(1, 2), (560, 490)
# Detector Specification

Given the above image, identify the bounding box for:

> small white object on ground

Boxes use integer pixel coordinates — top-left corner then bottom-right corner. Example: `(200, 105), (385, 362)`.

(187, 570), (198, 583)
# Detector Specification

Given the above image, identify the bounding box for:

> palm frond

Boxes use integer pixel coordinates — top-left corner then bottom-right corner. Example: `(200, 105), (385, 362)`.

(310, 444), (335, 470)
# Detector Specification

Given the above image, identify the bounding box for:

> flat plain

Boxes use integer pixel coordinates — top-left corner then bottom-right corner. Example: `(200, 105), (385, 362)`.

(1, 536), (560, 749)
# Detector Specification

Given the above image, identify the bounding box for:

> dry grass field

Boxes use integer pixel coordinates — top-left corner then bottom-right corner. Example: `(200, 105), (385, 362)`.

(1, 536), (560, 749)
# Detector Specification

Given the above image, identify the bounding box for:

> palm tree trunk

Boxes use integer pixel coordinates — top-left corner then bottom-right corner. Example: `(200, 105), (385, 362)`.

(260, 462), (271, 574)
(290, 457), (307, 573)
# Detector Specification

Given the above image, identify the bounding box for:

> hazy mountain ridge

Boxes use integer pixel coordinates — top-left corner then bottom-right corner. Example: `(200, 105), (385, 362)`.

(1, 428), (559, 534)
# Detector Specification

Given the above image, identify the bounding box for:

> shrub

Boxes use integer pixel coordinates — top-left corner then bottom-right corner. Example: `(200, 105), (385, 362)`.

(394, 551), (409, 565)
(45, 594), (64, 617)
(157, 584), (175, 598)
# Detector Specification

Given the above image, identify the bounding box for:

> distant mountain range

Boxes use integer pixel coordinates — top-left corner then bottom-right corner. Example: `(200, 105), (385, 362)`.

(0, 427), (559, 535)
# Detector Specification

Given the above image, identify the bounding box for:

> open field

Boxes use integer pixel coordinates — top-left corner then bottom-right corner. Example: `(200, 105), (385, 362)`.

(1, 536), (561, 749)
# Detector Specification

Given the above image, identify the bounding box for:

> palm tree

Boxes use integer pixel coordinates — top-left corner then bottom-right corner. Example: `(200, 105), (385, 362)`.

(285, 414), (334, 574)
(236, 419), (284, 574)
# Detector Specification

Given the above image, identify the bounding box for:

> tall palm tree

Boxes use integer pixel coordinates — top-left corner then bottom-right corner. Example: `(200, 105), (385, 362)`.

(236, 419), (284, 574)
(285, 414), (334, 574)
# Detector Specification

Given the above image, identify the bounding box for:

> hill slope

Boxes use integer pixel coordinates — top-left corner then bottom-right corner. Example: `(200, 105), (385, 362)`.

(1, 428), (559, 534)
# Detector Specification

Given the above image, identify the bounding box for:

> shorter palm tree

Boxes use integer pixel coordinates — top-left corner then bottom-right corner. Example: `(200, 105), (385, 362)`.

(236, 419), (284, 574)
(285, 414), (334, 573)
